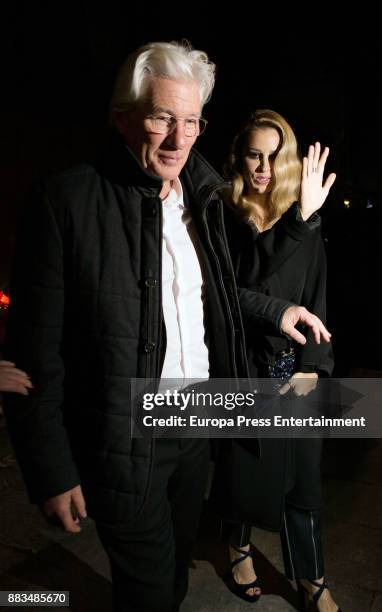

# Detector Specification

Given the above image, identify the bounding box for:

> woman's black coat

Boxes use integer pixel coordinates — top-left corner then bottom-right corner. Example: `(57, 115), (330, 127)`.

(210, 203), (334, 531)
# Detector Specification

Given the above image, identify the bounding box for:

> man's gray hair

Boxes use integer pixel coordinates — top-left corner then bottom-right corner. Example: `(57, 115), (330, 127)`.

(111, 40), (216, 110)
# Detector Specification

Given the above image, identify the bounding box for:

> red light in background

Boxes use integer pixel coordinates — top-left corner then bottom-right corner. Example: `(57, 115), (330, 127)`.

(0, 291), (10, 310)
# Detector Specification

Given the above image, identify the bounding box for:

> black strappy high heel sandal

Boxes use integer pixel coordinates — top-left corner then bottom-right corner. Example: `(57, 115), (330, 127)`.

(297, 579), (343, 611)
(224, 545), (261, 603)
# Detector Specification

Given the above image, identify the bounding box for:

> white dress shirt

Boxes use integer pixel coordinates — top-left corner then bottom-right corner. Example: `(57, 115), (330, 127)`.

(160, 179), (209, 386)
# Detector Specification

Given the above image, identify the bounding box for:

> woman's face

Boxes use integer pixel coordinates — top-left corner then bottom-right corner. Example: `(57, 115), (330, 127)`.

(242, 127), (280, 199)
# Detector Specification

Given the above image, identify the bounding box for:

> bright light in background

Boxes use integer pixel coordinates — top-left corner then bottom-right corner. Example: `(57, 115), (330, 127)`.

(0, 291), (10, 311)
(344, 199), (351, 209)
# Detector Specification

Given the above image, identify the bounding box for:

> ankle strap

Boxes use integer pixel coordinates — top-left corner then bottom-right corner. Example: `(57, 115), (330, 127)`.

(230, 545), (253, 568)
(308, 579), (328, 604)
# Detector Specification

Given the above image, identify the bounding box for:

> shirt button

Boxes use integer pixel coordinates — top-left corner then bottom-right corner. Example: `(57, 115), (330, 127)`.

(144, 342), (156, 353)
(145, 278), (157, 287)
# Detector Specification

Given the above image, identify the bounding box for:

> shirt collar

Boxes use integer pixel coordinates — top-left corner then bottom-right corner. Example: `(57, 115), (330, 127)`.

(162, 177), (184, 210)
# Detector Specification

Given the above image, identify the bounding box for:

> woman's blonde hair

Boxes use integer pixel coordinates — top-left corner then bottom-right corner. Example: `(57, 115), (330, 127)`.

(224, 109), (302, 220)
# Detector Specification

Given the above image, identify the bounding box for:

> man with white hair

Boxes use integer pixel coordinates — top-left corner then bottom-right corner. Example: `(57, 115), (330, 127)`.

(4, 41), (330, 611)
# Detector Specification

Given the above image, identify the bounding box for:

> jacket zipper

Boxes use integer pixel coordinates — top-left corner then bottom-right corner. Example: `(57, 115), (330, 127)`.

(145, 274), (156, 378)
(215, 200), (250, 378)
(144, 200), (163, 380)
(201, 188), (239, 378)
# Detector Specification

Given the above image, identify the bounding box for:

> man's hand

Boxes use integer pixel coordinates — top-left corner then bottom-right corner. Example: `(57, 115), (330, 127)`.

(300, 142), (336, 220)
(279, 372), (318, 396)
(0, 360), (33, 395)
(42, 485), (87, 533)
(281, 306), (331, 345)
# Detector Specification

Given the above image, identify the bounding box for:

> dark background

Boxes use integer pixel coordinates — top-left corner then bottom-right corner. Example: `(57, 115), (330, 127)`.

(1, 5), (381, 374)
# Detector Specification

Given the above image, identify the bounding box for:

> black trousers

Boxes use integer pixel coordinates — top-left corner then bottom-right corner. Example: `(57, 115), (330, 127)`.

(231, 501), (324, 581)
(96, 438), (210, 612)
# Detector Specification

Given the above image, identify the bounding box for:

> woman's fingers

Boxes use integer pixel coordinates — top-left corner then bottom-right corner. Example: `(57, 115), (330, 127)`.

(323, 172), (337, 194)
(306, 143), (332, 177)
(302, 155), (308, 179)
(313, 142), (321, 170)
(307, 144), (315, 175)
(279, 373), (319, 397)
(279, 382), (291, 395)
(0, 362), (32, 394)
(317, 146), (329, 174)
(2, 367), (31, 380)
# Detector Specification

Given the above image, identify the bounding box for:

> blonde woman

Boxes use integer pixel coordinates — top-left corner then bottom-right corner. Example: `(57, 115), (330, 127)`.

(212, 110), (341, 611)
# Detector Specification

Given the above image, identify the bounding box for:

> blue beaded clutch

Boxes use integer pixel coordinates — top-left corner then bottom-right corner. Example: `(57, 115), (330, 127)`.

(268, 347), (296, 381)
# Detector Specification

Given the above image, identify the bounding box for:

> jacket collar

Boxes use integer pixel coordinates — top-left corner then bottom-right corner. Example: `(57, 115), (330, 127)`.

(101, 131), (162, 196)
(101, 130), (225, 203)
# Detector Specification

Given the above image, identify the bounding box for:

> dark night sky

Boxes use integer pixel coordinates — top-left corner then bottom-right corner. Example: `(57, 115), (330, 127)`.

(1, 6), (381, 371)
(2, 6), (381, 189)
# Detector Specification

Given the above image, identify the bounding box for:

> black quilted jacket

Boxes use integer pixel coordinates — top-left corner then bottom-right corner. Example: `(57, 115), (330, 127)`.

(4, 133), (293, 526)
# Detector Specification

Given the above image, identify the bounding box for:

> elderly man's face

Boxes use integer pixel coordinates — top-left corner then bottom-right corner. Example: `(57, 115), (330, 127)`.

(115, 77), (201, 186)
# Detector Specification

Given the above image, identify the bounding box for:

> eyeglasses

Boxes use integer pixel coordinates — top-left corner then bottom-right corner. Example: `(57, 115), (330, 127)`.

(144, 115), (208, 137)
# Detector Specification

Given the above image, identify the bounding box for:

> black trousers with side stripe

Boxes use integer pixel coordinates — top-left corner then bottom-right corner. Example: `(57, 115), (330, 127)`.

(231, 500), (325, 581)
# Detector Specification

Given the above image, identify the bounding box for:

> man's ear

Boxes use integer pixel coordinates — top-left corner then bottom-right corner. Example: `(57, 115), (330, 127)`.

(113, 110), (128, 136)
